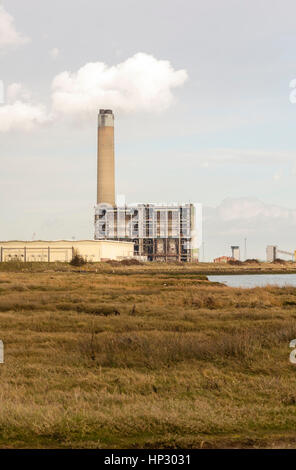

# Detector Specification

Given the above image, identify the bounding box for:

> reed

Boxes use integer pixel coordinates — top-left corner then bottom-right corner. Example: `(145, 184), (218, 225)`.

(0, 262), (295, 448)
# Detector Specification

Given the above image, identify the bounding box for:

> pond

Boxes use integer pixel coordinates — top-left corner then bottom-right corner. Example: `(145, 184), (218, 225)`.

(208, 274), (296, 288)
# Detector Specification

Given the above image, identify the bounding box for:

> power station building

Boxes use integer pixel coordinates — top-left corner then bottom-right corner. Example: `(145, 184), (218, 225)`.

(0, 109), (201, 264)
(94, 109), (202, 262)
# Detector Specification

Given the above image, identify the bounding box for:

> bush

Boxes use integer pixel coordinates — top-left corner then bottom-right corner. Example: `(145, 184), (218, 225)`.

(272, 258), (286, 264)
(105, 258), (144, 266)
(70, 253), (87, 267)
(228, 260), (243, 265)
(119, 258), (144, 266)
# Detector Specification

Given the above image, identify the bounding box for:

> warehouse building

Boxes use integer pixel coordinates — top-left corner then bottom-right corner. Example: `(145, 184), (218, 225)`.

(0, 240), (134, 263)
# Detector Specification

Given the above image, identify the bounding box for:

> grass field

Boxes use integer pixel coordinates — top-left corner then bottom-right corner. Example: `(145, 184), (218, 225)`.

(0, 261), (296, 448)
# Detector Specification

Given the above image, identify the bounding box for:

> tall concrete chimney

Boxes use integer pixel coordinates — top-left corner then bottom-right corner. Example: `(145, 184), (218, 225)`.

(97, 109), (115, 206)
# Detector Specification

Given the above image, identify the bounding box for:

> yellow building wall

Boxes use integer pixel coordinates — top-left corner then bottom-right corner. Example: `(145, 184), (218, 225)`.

(0, 240), (134, 263)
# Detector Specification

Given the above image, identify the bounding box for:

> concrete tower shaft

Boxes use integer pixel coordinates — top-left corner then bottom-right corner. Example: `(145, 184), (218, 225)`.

(97, 109), (115, 206)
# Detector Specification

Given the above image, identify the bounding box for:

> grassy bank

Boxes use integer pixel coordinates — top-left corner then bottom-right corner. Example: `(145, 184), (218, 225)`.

(1, 260), (296, 275)
(0, 262), (295, 448)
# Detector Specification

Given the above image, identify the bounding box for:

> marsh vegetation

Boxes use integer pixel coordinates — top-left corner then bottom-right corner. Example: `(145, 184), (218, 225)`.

(0, 261), (295, 448)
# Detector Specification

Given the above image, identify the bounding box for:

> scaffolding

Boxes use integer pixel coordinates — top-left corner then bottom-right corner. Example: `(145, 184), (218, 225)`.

(95, 203), (201, 262)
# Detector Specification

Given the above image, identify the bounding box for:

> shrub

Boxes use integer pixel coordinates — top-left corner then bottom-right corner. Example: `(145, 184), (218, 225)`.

(70, 251), (87, 267)
(228, 260), (243, 265)
(105, 258), (144, 266)
(272, 258), (286, 264)
(119, 259), (144, 266)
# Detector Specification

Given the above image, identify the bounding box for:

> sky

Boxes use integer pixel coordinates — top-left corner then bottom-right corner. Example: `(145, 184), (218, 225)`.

(1, 0), (296, 261)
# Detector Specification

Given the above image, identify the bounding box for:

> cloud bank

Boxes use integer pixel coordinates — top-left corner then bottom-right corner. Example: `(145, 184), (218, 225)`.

(0, 83), (49, 132)
(51, 53), (188, 117)
(0, 53), (188, 132)
(205, 198), (296, 223)
(0, 5), (29, 49)
(204, 198), (296, 260)
(0, 101), (49, 132)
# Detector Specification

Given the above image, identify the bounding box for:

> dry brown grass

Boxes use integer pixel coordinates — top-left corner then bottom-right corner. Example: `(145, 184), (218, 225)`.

(0, 262), (295, 448)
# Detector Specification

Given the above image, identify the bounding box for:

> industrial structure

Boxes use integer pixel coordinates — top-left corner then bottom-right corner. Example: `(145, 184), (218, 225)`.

(214, 245), (241, 263)
(266, 245), (295, 262)
(95, 202), (200, 262)
(0, 109), (201, 264)
(231, 246), (240, 261)
(0, 110), (134, 264)
(214, 256), (233, 263)
(0, 240), (134, 263)
(94, 109), (201, 262)
(97, 110), (115, 207)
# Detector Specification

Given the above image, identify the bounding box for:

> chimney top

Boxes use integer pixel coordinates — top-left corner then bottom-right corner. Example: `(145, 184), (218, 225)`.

(99, 109), (113, 115)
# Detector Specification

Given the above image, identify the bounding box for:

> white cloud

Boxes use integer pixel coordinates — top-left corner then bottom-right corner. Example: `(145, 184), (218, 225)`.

(207, 198), (296, 222)
(51, 52), (188, 118)
(0, 82), (50, 132)
(49, 47), (60, 60)
(0, 5), (30, 49)
(0, 53), (187, 132)
(6, 83), (31, 102)
(0, 101), (49, 132)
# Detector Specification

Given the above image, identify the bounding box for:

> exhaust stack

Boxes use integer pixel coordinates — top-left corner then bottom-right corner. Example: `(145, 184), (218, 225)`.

(97, 109), (115, 206)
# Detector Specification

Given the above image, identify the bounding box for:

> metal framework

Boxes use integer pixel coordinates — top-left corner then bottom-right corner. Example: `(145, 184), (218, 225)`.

(95, 203), (200, 262)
